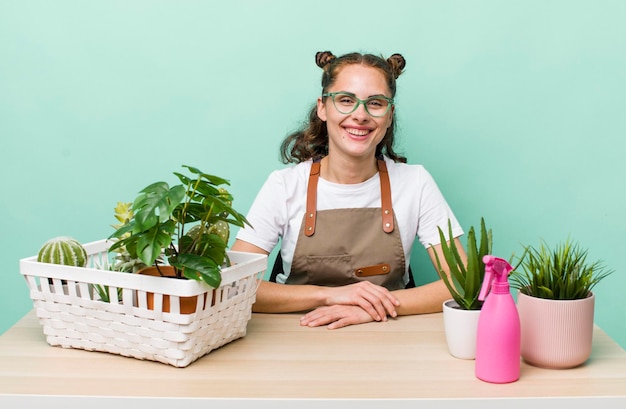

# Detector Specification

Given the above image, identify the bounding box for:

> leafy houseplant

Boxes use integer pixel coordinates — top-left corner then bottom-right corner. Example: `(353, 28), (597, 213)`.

(510, 238), (612, 300)
(510, 237), (613, 369)
(108, 165), (252, 288)
(432, 217), (493, 310)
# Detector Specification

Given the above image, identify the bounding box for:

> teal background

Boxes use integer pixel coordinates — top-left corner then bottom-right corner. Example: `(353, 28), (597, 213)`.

(1, 1), (624, 349)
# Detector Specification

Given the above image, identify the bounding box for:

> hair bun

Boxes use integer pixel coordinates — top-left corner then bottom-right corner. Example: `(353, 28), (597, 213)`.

(316, 51), (336, 69)
(387, 53), (406, 79)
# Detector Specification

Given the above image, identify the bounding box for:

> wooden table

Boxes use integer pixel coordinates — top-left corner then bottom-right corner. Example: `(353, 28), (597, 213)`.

(1, 310), (625, 408)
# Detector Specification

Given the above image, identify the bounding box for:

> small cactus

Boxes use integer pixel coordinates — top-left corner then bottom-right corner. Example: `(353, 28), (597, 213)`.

(209, 220), (230, 244)
(188, 220), (230, 245)
(37, 236), (88, 267)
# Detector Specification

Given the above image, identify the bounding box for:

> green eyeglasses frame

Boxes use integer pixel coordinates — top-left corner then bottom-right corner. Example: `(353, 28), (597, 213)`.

(322, 92), (394, 117)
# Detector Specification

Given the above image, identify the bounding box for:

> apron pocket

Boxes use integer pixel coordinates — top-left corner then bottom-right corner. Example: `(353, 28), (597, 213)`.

(304, 254), (354, 287)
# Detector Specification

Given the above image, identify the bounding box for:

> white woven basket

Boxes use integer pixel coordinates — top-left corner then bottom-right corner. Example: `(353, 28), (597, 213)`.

(20, 239), (267, 368)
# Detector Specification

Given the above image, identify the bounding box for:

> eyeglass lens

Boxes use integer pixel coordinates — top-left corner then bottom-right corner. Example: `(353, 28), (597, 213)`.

(330, 93), (391, 117)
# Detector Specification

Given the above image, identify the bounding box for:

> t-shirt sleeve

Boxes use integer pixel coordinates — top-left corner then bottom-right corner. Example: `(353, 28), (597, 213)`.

(235, 170), (287, 253)
(415, 167), (463, 248)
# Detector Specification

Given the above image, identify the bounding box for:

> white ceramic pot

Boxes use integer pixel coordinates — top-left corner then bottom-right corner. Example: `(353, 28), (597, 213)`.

(442, 299), (482, 359)
(517, 291), (595, 369)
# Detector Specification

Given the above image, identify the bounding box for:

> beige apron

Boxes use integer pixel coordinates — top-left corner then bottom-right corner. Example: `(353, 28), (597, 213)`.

(287, 158), (407, 290)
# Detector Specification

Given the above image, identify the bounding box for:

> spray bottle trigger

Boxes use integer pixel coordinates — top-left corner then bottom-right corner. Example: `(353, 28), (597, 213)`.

(478, 255), (513, 301)
(478, 269), (492, 301)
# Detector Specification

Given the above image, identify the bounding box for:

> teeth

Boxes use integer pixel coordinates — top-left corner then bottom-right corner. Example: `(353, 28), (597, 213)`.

(346, 128), (369, 136)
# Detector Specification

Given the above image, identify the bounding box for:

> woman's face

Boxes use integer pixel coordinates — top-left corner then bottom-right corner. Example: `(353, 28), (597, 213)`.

(317, 64), (394, 161)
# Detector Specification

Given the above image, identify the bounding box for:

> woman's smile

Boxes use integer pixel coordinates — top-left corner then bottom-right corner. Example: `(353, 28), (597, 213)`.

(344, 126), (372, 138)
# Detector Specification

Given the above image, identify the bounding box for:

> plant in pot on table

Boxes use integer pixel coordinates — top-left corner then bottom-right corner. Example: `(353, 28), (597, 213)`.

(510, 237), (613, 369)
(108, 164), (252, 313)
(431, 217), (492, 359)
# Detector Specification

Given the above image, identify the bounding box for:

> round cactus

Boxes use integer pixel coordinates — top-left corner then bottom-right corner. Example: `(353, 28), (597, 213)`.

(208, 220), (230, 244)
(188, 221), (230, 245)
(37, 236), (88, 267)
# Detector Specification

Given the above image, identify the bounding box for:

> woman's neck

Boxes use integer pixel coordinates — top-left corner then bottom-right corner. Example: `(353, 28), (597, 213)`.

(320, 155), (379, 184)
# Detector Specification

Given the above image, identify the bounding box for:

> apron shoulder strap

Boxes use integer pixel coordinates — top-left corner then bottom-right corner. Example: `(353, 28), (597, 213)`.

(377, 158), (395, 233)
(304, 158), (395, 236)
(304, 160), (321, 237)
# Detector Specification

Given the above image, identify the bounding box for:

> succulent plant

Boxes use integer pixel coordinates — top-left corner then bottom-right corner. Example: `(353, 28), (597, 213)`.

(431, 218), (492, 310)
(108, 201), (149, 273)
(91, 258), (123, 303)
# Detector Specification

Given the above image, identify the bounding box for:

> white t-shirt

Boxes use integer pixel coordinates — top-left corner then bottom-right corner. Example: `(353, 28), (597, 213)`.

(236, 156), (463, 283)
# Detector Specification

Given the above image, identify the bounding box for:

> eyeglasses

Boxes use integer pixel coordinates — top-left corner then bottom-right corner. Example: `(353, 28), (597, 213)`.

(322, 92), (394, 118)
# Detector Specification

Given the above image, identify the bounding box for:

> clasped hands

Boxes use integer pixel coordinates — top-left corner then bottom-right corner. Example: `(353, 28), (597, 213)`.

(300, 281), (400, 329)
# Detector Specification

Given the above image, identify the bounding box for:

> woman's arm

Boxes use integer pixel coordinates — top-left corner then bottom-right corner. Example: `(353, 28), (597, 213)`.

(231, 239), (400, 321)
(392, 237), (466, 315)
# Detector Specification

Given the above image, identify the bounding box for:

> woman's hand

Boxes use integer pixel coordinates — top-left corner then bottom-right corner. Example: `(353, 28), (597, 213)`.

(300, 305), (376, 329)
(323, 281), (399, 322)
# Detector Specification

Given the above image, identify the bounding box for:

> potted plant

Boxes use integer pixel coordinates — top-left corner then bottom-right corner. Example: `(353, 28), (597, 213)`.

(107, 164), (252, 313)
(510, 237), (613, 369)
(21, 164), (267, 367)
(431, 217), (492, 359)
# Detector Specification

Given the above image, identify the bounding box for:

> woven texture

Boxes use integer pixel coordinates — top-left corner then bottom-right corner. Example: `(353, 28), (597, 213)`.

(20, 240), (267, 367)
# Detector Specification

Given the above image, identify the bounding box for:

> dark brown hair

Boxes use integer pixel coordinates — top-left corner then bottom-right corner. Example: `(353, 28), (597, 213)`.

(280, 51), (407, 164)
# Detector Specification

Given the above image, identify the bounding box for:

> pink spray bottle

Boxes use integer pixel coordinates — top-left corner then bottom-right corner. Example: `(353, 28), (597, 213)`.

(475, 255), (520, 383)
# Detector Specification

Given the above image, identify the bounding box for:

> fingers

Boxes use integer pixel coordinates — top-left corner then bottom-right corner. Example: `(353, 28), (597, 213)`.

(355, 283), (399, 321)
(326, 281), (399, 322)
(300, 305), (373, 329)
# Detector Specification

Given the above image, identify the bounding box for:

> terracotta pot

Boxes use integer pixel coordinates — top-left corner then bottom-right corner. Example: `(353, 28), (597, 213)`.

(442, 299), (482, 359)
(138, 266), (200, 314)
(517, 291), (595, 369)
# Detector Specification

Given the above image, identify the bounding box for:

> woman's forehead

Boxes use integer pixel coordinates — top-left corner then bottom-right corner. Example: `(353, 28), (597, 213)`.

(330, 64), (391, 95)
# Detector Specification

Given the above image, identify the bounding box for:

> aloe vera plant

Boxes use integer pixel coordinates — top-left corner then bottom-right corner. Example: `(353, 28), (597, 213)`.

(432, 218), (492, 310)
(510, 238), (612, 300)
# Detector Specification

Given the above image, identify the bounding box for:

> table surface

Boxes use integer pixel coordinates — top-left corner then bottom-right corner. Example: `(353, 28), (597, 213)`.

(1, 310), (625, 406)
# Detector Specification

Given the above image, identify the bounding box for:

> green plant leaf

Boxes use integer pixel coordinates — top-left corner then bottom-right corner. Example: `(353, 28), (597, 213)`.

(464, 226), (480, 308)
(433, 221), (466, 308)
(133, 183), (186, 231)
(134, 220), (176, 266)
(180, 165), (231, 186)
(171, 253), (222, 288)
(108, 220), (134, 240)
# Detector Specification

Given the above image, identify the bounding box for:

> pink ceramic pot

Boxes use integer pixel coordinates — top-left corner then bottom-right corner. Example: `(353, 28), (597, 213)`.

(517, 291), (595, 369)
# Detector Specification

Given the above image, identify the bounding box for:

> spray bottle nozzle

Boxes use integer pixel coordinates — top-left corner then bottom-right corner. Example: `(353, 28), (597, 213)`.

(478, 255), (514, 301)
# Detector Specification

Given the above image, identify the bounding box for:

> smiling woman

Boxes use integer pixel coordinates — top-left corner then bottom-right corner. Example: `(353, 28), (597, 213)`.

(231, 51), (465, 330)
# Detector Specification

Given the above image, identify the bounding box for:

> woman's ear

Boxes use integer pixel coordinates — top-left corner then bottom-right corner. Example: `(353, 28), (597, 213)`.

(316, 96), (327, 121)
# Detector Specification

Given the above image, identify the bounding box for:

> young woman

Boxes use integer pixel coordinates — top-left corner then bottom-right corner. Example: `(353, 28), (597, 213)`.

(232, 51), (465, 329)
